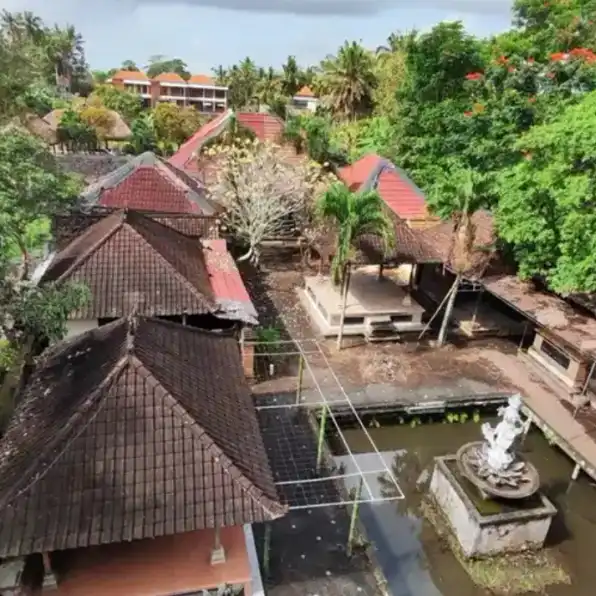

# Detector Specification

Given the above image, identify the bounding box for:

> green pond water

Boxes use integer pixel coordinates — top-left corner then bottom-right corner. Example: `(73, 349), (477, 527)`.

(333, 416), (596, 596)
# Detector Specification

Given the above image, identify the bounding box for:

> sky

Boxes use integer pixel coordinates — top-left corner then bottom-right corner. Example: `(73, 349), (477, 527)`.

(0, 0), (514, 73)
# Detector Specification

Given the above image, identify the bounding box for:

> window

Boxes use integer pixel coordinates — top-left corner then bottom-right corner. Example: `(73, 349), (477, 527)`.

(539, 338), (571, 370)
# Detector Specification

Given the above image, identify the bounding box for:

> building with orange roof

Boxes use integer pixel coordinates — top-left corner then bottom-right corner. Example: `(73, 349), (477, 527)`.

(108, 70), (228, 114)
(292, 85), (319, 112)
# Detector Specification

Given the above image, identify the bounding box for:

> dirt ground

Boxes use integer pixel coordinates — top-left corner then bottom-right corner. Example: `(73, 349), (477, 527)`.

(241, 255), (517, 394)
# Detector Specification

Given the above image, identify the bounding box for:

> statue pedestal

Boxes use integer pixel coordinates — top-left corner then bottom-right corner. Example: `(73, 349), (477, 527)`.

(429, 456), (556, 558)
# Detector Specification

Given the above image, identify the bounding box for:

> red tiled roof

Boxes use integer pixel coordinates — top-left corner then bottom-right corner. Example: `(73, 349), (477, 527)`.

(111, 70), (149, 81)
(339, 154), (429, 220)
(80, 152), (215, 214)
(203, 239), (258, 323)
(169, 111), (286, 176)
(295, 85), (315, 98)
(168, 110), (233, 172)
(237, 112), (284, 142)
(0, 317), (285, 557)
(153, 72), (186, 83)
(99, 167), (200, 212)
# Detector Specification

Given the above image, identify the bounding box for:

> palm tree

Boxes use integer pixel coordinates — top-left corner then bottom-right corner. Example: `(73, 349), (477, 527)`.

(212, 65), (228, 85)
(281, 55), (302, 96)
(435, 168), (485, 347)
(318, 183), (395, 348)
(318, 183), (395, 285)
(317, 41), (376, 119)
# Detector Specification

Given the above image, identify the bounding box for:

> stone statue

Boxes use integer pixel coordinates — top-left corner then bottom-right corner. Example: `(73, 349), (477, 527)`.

(456, 393), (539, 499)
(481, 394), (526, 472)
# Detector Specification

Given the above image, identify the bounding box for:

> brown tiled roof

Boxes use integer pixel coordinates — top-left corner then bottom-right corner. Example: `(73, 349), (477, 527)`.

(0, 317), (286, 557)
(153, 72), (186, 83)
(79, 152), (216, 215)
(418, 210), (501, 279)
(53, 210), (220, 250)
(356, 211), (441, 265)
(43, 211), (215, 319)
(482, 276), (596, 358)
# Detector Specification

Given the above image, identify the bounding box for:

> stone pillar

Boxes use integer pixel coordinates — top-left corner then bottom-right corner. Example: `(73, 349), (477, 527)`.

(240, 327), (255, 380)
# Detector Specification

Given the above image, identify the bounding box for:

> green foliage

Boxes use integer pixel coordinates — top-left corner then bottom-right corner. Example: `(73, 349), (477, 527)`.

(57, 108), (98, 151)
(317, 41), (377, 119)
(146, 55), (190, 79)
(90, 84), (143, 123)
(497, 91), (596, 293)
(125, 113), (158, 155)
(0, 131), (82, 269)
(317, 183), (395, 284)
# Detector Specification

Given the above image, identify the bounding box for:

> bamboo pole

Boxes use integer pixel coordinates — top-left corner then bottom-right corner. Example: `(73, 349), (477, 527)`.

(417, 280), (457, 341)
(316, 405), (328, 473)
(347, 478), (364, 557)
(295, 355), (304, 405)
(336, 263), (352, 351)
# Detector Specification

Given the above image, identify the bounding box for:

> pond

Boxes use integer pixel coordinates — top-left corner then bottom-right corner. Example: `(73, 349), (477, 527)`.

(330, 413), (596, 596)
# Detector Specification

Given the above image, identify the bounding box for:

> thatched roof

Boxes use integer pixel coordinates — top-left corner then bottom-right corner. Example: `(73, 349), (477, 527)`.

(4, 114), (58, 145)
(21, 113), (58, 145)
(43, 108), (132, 141)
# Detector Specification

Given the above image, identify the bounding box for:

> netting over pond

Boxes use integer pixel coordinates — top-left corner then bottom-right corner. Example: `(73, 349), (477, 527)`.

(247, 337), (404, 510)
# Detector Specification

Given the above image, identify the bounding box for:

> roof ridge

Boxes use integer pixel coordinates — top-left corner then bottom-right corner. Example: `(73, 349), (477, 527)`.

(53, 211), (126, 283)
(124, 213), (215, 309)
(130, 353), (284, 517)
(0, 352), (129, 510)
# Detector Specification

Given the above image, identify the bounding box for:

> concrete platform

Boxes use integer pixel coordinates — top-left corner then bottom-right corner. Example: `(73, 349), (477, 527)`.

(302, 272), (425, 338)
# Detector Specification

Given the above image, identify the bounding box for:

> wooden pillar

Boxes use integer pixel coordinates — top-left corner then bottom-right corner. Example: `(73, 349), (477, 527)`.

(210, 526), (226, 564)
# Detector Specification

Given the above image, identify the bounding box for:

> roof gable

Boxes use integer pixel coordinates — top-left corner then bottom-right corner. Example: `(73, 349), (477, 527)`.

(0, 317), (285, 557)
(80, 152), (215, 215)
(43, 211), (215, 318)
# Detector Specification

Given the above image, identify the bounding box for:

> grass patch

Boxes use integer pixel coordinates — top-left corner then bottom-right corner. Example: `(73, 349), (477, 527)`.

(421, 498), (570, 595)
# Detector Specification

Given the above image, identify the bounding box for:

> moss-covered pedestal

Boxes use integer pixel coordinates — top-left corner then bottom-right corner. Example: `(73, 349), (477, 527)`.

(430, 455), (557, 558)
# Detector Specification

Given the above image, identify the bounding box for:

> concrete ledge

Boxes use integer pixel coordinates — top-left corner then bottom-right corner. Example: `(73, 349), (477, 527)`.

(430, 455), (556, 558)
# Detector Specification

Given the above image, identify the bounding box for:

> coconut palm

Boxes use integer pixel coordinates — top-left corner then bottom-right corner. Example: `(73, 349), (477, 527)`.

(317, 183), (395, 286)
(281, 55), (302, 96)
(435, 167), (486, 347)
(317, 41), (377, 119)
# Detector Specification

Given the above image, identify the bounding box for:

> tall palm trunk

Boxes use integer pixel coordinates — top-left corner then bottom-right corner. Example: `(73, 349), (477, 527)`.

(437, 274), (461, 347)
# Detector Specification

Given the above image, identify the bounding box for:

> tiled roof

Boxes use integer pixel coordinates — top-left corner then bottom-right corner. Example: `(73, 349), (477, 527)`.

(483, 276), (596, 358)
(153, 72), (186, 83)
(79, 152), (216, 215)
(356, 212), (442, 265)
(236, 112), (284, 143)
(189, 74), (216, 85)
(0, 317), (286, 558)
(419, 210), (501, 279)
(339, 155), (429, 220)
(295, 85), (315, 98)
(42, 211), (215, 319)
(168, 111), (287, 175)
(48, 211), (257, 324)
(111, 70), (149, 81)
(203, 239), (258, 324)
(53, 210), (220, 250)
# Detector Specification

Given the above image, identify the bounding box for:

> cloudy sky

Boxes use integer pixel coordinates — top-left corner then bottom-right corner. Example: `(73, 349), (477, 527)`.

(1, 0), (514, 73)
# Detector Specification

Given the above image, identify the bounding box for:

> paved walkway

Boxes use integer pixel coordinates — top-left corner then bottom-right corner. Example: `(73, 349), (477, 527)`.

(477, 349), (596, 482)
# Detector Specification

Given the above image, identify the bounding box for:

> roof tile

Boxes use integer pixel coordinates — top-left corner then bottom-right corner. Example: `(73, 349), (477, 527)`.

(0, 317), (286, 557)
